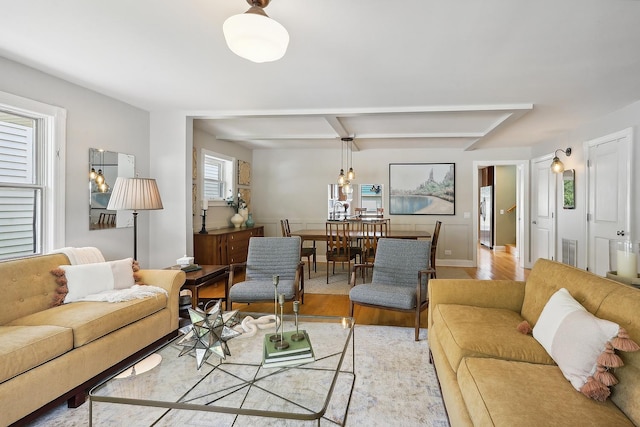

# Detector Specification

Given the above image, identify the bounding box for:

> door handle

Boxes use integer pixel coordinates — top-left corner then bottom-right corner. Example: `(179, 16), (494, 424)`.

(617, 230), (626, 236)
(532, 221), (537, 224)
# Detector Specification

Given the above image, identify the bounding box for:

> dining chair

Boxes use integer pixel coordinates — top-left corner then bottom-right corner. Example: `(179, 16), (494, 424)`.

(281, 219), (316, 278)
(326, 221), (362, 283)
(349, 238), (434, 341)
(227, 236), (303, 310)
(431, 221), (442, 278)
(361, 220), (388, 265)
(354, 207), (367, 217)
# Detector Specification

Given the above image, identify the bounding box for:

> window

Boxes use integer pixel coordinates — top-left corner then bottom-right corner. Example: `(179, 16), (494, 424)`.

(201, 149), (234, 201)
(0, 91), (66, 261)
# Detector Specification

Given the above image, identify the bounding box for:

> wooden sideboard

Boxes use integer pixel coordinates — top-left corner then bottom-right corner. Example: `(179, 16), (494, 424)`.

(193, 226), (264, 265)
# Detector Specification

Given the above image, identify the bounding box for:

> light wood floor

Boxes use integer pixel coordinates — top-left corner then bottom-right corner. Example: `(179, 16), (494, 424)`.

(198, 245), (529, 329)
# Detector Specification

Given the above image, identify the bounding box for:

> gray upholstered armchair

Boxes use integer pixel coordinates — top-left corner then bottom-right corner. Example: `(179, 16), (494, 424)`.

(226, 236), (304, 310)
(349, 238), (434, 341)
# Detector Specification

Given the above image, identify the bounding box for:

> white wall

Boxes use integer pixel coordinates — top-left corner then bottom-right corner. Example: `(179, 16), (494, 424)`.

(532, 100), (640, 269)
(0, 56), (152, 264)
(250, 146), (530, 266)
(192, 127), (253, 232)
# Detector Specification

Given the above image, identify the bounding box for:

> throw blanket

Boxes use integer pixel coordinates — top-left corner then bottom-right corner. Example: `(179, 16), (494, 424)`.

(52, 246), (106, 264)
(78, 285), (168, 303)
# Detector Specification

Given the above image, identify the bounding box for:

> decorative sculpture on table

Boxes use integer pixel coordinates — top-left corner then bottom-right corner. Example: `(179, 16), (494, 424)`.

(291, 300), (304, 342)
(269, 275), (280, 342)
(262, 297), (315, 368)
(274, 293), (289, 350)
(176, 300), (241, 369)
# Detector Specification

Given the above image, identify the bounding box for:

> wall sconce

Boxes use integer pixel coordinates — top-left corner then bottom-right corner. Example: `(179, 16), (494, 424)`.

(550, 147), (572, 173)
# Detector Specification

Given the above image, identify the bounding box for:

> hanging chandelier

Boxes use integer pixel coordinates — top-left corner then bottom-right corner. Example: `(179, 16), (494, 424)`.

(223, 0), (289, 63)
(337, 137), (355, 195)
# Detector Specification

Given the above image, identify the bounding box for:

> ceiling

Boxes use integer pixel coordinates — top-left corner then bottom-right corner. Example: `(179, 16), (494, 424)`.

(1, 1), (640, 151)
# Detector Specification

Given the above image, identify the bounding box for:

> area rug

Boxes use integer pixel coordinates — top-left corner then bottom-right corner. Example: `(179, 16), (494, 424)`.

(28, 326), (449, 427)
(306, 263), (472, 295)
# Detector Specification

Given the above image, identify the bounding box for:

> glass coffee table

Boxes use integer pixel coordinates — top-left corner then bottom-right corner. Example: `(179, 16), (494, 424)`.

(89, 313), (355, 426)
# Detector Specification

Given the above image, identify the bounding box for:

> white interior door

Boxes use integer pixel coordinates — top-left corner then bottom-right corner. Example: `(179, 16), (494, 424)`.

(531, 156), (556, 263)
(587, 128), (632, 276)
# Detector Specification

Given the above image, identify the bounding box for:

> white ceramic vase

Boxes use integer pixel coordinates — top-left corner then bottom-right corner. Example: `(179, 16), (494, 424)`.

(231, 213), (244, 228)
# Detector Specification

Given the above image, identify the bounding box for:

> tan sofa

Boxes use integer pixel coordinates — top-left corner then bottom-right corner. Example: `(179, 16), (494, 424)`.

(428, 258), (640, 427)
(0, 253), (185, 426)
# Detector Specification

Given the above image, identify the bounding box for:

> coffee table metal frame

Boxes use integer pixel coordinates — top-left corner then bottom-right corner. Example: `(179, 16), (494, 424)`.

(89, 313), (356, 426)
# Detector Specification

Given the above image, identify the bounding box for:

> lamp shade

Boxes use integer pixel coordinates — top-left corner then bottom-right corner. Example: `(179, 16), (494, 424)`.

(223, 12), (289, 63)
(107, 177), (163, 211)
(550, 157), (565, 173)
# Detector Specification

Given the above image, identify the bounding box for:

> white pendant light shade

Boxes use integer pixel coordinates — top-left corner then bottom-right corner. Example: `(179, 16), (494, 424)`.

(223, 12), (289, 63)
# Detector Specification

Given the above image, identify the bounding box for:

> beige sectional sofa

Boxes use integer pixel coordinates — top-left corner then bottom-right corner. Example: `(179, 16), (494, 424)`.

(428, 258), (640, 427)
(0, 253), (185, 426)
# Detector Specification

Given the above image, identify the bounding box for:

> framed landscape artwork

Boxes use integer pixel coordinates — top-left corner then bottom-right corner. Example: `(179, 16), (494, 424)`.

(389, 163), (455, 215)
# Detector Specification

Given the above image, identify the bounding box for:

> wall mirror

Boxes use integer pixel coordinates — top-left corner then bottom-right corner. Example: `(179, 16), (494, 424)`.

(563, 169), (575, 209)
(89, 148), (135, 230)
(360, 184), (383, 214)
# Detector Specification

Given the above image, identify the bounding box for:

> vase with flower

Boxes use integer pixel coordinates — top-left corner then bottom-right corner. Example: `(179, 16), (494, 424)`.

(227, 192), (247, 228)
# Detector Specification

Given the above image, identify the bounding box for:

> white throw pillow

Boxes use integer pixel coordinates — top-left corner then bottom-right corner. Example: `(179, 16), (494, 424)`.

(532, 288), (619, 391)
(61, 258), (135, 302)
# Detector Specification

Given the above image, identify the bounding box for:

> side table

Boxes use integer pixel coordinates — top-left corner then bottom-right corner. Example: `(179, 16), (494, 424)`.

(180, 265), (230, 309)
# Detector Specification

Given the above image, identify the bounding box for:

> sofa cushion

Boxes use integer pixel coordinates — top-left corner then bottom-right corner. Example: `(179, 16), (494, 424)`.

(0, 325), (73, 383)
(457, 357), (634, 427)
(431, 304), (554, 373)
(533, 288), (620, 395)
(521, 258), (619, 326)
(2, 253), (70, 325)
(7, 295), (166, 347)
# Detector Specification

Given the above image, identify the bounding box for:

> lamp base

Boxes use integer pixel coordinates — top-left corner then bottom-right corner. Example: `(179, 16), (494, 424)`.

(199, 212), (208, 234)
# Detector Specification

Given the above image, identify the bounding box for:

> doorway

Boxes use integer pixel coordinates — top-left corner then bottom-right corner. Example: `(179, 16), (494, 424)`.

(586, 128), (633, 276)
(472, 160), (529, 269)
(530, 154), (556, 264)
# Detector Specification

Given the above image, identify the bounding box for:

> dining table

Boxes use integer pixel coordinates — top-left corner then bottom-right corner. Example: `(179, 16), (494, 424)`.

(290, 227), (431, 244)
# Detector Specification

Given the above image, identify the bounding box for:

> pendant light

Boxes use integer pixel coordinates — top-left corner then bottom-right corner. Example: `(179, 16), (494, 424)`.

(337, 138), (346, 185)
(223, 0), (289, 63)
(337, 137), (356, 189)
(92, 149), (109, 192)
(345, 137), (355, 180)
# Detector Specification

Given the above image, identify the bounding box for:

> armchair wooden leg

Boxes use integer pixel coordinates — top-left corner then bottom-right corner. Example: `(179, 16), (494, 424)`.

(415, 309), (420, 341)
(350, 301), (355, 317)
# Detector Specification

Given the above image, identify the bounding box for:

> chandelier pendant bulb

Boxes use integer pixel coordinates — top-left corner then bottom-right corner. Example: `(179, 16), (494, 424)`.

(337, 137), (356, 190)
